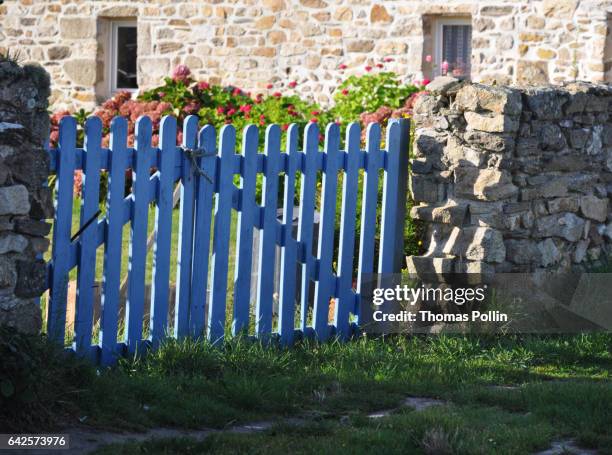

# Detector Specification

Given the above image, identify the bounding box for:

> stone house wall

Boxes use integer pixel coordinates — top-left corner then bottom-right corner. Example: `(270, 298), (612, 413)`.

(2, 0), (612, 112)
(408, 77), (612, 276)
(0, 61), (53, 334)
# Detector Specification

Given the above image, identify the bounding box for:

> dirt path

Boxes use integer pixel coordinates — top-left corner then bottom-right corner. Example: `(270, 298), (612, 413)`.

(11, 394), (599, 454)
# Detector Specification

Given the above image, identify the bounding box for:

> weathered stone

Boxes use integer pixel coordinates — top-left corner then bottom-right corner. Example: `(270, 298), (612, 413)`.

(525, 88), (566, 119)
(580, 195), (608, 222)
(406, 256), (454, 276)
(370, 5), (391, 23)
(47, 46), (71, 60)
(535, 213), (586, 242)
(506, 239), (540, 264)
(538, 124), (566, 151)
(0, 233), (28, 254)
(444, 136), (484, 167)
(410, 202), (468, 226)
(443, 226), (506, 263)
(14, 259), (47, 298)
(547, 197), (580, 214)
(543, 0), (578, 18)
(0, 256), (16, 288)
(300, 0), (327, 8)
(63, 59), (97, 86)
(0, 185), (30, 216)
(464, 131), (514, 153)
(573, 239), (589, 263)
(537, 238), (561, 267)
(410, 175), (444, 203)
(455, 84), (522, 115)
(516, 60), (549, 85)
(346, 40), (374, 53)
(59, 17), (96, 39)
(464, 111), (519, 133)
(13, 218), (50, 236)
(425, 76), (461, 96)
(455, 167), (518, 201)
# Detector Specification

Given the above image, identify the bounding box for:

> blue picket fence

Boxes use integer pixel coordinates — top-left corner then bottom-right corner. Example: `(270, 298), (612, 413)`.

(45, 115), (409, 365)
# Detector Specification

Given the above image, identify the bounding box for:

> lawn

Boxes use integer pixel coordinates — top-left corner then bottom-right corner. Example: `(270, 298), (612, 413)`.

(2, 330), (611, 454)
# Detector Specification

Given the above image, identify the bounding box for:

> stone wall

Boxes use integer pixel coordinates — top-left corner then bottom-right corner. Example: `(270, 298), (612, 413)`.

(408, 77), (612, 276)
(1, 0), (611, 111)
(0, 61), (53, 334)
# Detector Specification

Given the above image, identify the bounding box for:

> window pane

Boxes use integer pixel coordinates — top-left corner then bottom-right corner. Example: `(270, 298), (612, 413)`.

(442, 25), (471, 78)
(116, 26), (137, 89)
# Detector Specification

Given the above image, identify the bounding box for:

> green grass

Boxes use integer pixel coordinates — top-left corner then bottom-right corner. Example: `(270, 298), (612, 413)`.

(3, 331), (611, 453)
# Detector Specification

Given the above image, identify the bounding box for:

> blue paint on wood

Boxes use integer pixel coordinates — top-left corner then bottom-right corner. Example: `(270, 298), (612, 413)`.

(356, 123), (382, 325)
(48, 116), (77, 344)
(74, 117), (103, 354)
(297, 123), (319, 331)
(125, 116), (152, 354)
(174, 116), (199, 338)
(278, 124), (300, 345)
(99, 117), (128, 366)
(190, 125), (217, 337)
(208, 125), (236, 343)
(149, 116), (177, 345)
(232, 125), (258, 335)
(334, 123), (361, 339)
(313, 123), (340, 340)
(255, 125), (281, 337)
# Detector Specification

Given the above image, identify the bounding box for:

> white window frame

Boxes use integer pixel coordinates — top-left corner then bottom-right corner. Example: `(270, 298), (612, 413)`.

(434, 17), (472, 78)
(109, 20), (138, 94)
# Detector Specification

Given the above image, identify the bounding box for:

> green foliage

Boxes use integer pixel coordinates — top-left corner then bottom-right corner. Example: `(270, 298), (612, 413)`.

(332, 72), (421, 123)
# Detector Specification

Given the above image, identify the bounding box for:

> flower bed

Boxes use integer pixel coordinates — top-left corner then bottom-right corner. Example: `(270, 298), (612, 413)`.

(50, 63), (425, 149)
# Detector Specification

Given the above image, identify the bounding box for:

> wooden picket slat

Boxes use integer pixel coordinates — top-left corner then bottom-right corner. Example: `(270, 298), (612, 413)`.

(190, 125), (217, 337)
(356, 123), (382, 324)
(74, 117), (103, 355)
(313, 123), (340, 340)
(208, 125), (236, 342)
(174, 116), (199, 338)
(297, 123), (320, 332)
(278, 124), (300, 344)
(334, 122), (362, 339)
(149, 116), (177, 345)
(232, 125), (258, 335)
(125, 117), (152, 354)
(99, 117), (128, 365)
(255, 125), (281, 337)
(48, 116), (77, 344)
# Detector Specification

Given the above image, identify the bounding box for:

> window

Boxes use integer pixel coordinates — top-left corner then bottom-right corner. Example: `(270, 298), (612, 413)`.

(110, 21), (138, 92)
(435, 18), (472, 79)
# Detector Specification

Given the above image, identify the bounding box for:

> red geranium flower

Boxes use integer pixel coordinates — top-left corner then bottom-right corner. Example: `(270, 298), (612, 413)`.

(341, 89), (349, 96)
(197, 81), (210, 90)
(311, 110), (320, 116)
(376, 63), (383, 68)
(338, 64), (347, 70)
(266, 83), (273, 89)
(282, 124), (289, 131)
(384, 57), (394, 62)
(273, 92), (282, 98)
(227, 108), (236, 116)
(216, 106), (225, 115)
(310, 118), (318, 123)
(288, 81), (297, 88)
(365, 66), (372, 72)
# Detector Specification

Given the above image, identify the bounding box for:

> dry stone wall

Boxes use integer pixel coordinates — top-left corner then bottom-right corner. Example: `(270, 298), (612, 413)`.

(1, 0), (611, 111)
(0, 61), (53, 334)
(408, 78), (612, 276)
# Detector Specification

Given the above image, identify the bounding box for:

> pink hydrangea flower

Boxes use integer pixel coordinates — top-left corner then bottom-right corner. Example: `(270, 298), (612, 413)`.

(172, 64), (191, 82)
(197, 81), (210, 90)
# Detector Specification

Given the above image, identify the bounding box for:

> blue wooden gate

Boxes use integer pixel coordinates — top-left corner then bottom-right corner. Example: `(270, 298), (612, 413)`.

(45, 115), (409, 365)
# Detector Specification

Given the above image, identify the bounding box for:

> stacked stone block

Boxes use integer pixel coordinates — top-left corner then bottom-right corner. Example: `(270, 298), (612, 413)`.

(409, 78), (612, 275)
(0, 61), (53, 334)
